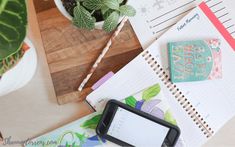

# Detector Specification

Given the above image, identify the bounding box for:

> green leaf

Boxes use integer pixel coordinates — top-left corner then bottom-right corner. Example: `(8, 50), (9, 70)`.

(125, 96), (137, 108)
(92, 16), (96, 22)
(103, 0), (119, 10)
(83, 0), (103, 10)
(80, 114), (102, 129)
(103, 11), (119, 32)
(164, 110), (177, 125)
(103, 9), (113, 19)
(101, 5), (109, 14)
(72, 142), (76, 147)
(0, 0), (27, 60)
(75, 132), (87, 144)
(142, 84), (161, 101)
(72, 5), (95, 30)
(0, 48), (23, 76)
(118, 0), (124, 3)
(119, 5), (136, 16)
(65, 142), (69, 147)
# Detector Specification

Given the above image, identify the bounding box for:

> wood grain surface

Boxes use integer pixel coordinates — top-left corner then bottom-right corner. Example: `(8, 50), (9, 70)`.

(33, 0), (56, 13)
(34, 1), (142, 104)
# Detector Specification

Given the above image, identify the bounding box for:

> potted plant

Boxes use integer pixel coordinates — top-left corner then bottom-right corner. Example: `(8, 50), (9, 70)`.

(54, 0), (136, 32)
(0, 0), (37, 96)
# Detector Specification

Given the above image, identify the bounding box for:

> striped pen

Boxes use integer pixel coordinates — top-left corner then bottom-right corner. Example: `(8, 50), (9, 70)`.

(78, 17), (129, 92)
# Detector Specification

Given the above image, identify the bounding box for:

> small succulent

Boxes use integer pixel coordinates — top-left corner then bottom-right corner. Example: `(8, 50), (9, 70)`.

(72, 0), (136, 32)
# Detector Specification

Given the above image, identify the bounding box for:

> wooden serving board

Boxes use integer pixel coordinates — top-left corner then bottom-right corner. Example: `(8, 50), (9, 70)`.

(33, 0), (142, 104)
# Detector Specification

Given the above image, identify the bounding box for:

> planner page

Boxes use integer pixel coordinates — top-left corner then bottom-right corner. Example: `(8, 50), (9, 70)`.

(129, 0), (235, 49)
(146, 2), (235, 135)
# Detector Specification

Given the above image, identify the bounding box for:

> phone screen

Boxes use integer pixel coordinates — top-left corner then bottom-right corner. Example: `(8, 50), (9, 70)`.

(107, 107), (170, 146)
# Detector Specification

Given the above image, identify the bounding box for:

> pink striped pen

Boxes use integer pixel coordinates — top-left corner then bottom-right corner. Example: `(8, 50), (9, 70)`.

(78, 17), (128, 91)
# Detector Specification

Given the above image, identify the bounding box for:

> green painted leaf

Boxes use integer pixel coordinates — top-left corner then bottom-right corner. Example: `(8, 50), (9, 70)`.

(103, 0), (119, 10)
(119, 5), (136, 16)
(72, 142), (76, 147)
(80, 114), (102, 129)
(164, 110), (177, 125)
(72, 4), (95, 30)
(83, 0), (103, 10)
(75, 132), (87, 144)
(58, 131), (74, 146)
(0, 0), (27, 60)
(66, 142), (69, 147)
(125, 96), (137, 108)
(103, 11), (119, 32)
(142, 84), (161, 101)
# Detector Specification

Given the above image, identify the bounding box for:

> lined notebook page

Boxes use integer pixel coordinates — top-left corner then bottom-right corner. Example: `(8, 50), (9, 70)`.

(208, 0), (235, 38)
(147, 3), (235, 135)
(129, 0), (235, 49)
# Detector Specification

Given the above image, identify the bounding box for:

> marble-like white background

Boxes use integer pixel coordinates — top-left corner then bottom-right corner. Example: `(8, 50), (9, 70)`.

(0, 0), (235, 146)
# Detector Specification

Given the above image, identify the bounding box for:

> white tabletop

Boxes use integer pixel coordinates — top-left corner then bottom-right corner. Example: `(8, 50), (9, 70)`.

(0, 0), (235, 146)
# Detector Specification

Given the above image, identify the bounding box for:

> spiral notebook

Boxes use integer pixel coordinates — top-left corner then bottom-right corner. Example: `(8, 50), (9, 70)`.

(87, 1), (235, 146)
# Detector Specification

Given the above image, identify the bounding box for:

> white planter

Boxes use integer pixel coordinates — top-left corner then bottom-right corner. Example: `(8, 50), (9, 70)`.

(54, 0), (123, 30)
(0, 38), (37, 97)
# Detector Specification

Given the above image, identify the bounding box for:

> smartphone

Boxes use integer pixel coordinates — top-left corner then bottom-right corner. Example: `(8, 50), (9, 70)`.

(96, 100), (180, 147)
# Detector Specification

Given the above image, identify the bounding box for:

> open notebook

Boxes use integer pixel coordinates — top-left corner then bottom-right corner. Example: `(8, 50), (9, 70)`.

(129, 0), (235, 49)
(87, 1), (235, 146)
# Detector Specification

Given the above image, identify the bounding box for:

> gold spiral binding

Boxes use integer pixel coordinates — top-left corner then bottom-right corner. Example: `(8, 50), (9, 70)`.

(141, 50), (214, 138)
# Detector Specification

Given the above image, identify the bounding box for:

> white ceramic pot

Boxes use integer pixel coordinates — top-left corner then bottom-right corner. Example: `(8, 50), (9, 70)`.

(0, 38), (37, 97)
(54, 0), (123, 30)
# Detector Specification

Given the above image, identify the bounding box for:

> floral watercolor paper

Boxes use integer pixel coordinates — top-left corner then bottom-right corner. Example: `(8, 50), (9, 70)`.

(123, 84), (185, 147)
(24, 112), (116, 147)
(25, 84), (184, 147)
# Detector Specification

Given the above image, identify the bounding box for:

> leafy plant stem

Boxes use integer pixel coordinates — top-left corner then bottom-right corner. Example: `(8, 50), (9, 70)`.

(91, 10), (95, 15)
(70, 0), (136, 32)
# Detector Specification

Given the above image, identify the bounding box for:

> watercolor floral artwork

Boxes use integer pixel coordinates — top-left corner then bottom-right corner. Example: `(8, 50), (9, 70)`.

(24, 112), (116, 147)
(124, 84), (185, 147)
(25, 84), (184, 147)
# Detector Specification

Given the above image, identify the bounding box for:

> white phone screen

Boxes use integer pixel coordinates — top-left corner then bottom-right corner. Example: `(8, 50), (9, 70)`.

(107, 107), (169, 147)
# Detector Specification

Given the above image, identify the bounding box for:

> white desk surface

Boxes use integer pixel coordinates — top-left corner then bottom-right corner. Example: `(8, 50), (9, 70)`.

(0, 0), (235, 146)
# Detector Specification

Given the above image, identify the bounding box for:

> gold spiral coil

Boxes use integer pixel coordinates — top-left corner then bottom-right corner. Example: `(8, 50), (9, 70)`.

(142, 50), (214, 138)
